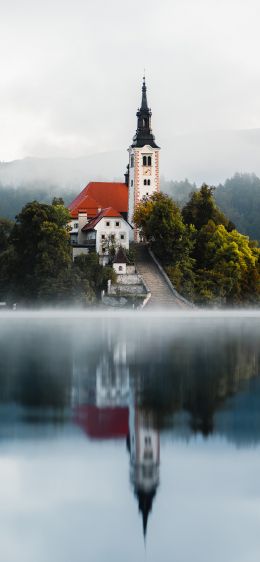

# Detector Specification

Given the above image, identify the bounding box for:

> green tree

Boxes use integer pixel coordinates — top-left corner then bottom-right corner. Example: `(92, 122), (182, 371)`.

(194, 222), (260, 305)
(73, 253), (116, 296)
(8, 201), (71, 302)
(0, 218), (13, 253)
(134, 192), (194, 266)
(182, 184), (234, 231)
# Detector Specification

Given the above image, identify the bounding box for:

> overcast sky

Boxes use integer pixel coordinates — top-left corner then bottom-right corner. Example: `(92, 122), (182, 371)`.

(1, 0), (260, 162)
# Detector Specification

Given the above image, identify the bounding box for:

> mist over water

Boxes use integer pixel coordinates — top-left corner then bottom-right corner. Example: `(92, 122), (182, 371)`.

(0, 310), (260, 562)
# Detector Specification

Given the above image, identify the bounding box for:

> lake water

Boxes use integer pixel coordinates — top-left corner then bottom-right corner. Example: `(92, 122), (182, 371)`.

(0, 310), (260, 562)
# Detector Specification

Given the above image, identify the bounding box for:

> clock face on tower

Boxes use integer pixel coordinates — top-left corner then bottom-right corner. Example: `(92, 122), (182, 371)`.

(143, 167), (151, 176)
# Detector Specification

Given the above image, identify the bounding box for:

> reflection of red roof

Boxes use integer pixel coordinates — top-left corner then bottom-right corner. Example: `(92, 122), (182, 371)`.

(69, 182), (128, 218)
(82, 207), (122, 231)
(75, 405), (129, 439)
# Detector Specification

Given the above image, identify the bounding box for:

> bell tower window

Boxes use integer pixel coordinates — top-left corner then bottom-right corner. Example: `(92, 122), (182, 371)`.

(142, 155), (152, 167)
(130, 155), (134, 167)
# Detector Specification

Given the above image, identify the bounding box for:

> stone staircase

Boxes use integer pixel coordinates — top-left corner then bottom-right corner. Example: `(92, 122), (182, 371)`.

(134, 244), (190, 309)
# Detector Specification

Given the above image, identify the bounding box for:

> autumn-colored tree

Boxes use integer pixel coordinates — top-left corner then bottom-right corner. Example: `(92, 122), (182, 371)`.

(195, 221), (260, 304)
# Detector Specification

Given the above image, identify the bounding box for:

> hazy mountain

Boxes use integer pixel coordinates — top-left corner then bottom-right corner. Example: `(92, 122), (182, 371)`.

(0, 151), (127, 192)
(2, 128), (260, 190)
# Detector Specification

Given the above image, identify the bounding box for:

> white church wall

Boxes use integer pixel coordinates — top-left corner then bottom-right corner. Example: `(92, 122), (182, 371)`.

(95, 217), (130, 256)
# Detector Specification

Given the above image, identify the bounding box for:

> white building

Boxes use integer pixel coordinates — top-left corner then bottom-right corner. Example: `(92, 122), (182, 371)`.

(71, 207), (131, 264)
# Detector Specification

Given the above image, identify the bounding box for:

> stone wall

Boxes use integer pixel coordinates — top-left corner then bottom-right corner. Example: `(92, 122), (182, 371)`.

(116, 274), (142, 285)
(72, 247), (89, 260)
(108, 284), (145, 295)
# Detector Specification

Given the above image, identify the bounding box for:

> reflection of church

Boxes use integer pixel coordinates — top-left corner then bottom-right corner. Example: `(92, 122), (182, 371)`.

(72, 343), (160, 538)
(128, 402), (160, 537)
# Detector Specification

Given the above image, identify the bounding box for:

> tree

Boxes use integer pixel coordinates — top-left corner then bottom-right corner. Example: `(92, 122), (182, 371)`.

(6, 201), (72, 302)
(73, 253), (116, 296)
(0, 218), (13, 253)
(134, 192), (194, 266)
(194, 221), (260, 305)
(182, 184), (234, 231)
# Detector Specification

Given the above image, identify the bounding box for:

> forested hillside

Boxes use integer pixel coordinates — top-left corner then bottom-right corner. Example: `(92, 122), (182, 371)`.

(0, 183), (75, 220)
(1, 173), (260, 241)
(215, 173), (260, 242)
(162, 173), (260, 241)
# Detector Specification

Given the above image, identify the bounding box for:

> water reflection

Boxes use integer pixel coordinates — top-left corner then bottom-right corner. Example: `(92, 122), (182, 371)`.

(0, 313), (260, 547)
(72, 339), (160, 535)
(127, 406), (159, 538)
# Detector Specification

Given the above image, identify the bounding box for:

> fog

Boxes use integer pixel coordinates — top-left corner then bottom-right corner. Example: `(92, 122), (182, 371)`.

(3, 128), (260, 189)
(2, 0), (260, 184)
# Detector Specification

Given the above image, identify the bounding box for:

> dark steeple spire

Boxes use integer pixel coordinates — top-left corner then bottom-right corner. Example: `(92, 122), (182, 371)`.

(141, 75), (149, 111)
(132, 76), (159, 149)
(136, 487), (157, 540)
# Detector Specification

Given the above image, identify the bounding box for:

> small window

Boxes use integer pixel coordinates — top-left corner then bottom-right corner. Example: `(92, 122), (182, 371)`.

(106, 221), (110, 227)
(142, 156), (147, 166)
(102, 248), (106, 253)
(148, 179), (151, 186)
(120, 234), (125, 240)
(144, 179), (147, 186)
(115, 221), (120, 227)
(74, 222), (78, 228)
(131, 180), (133, 186)
(111, 234), (115, 241)
(148, 156), (152, 166)
(101, 234), (105, 240)
(119, 266), (123, 271)
(130, 155), (134, 167)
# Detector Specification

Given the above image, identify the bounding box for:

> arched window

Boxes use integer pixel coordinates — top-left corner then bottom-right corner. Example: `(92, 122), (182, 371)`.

(148, 179), (151, 186)
(148, 156), (152, 166)
(142, 156), (147, 166)
(144, 179), (147, 186)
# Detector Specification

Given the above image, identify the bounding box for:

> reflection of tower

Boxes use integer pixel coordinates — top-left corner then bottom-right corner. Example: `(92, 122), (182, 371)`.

(128, 400), (160, 538)
(72, 338), (160, 539)
(96, 342), (130, 408)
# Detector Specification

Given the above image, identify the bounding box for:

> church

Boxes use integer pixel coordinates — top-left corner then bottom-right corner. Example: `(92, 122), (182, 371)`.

(68, 77), (160, 260)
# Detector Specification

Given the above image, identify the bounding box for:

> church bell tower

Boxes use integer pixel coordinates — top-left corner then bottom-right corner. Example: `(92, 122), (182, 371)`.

(128, 77), (160, 238)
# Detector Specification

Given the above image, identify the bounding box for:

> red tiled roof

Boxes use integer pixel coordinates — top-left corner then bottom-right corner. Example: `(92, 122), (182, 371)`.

(69, 194), (100, 219)
(82, 207), (122, 231)
(68, 182), (128, 218)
